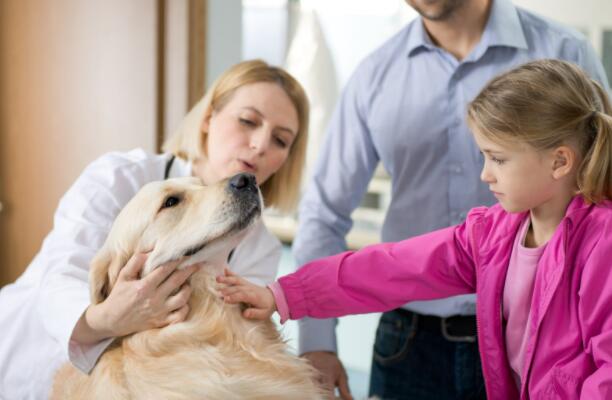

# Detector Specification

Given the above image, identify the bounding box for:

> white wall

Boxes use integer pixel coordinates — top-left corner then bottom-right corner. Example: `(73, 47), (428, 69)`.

(207, 0), (242, 87)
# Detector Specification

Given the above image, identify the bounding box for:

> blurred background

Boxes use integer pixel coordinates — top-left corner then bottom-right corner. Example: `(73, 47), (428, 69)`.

(1, 0), (611, 397)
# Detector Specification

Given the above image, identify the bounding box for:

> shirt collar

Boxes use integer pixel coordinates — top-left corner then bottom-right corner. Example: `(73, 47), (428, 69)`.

(167, 155), (193, 179)
(406, 0), (528, 58)
(405, 17), (434, 57)
(564, 195), (597, 224)
(482, 0), (528, 50)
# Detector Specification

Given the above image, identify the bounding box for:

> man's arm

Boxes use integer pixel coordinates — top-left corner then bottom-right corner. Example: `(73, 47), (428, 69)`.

(563, 34), (610, 90)
(292, 60), (379, 398)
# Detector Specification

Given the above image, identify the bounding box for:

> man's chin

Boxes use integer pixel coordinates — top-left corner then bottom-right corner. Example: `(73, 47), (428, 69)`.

(410, 0), (465, 22)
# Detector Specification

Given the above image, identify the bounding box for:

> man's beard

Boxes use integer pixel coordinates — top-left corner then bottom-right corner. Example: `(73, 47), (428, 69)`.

(408, 0), (467, 21)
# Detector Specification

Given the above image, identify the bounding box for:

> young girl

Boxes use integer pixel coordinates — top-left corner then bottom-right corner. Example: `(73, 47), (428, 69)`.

(0, 60), (309, 399)
(218, 59), (612, 399)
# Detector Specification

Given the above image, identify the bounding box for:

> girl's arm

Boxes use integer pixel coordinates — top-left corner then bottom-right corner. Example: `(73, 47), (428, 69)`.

(220, 208), (486, 321)
(578, 221), (612, 398)
(227, 220), (282, 286)
(217, 269), (278, 320)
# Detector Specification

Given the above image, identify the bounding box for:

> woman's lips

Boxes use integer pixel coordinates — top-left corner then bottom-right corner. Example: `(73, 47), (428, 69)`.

(239, 159), (257, 173)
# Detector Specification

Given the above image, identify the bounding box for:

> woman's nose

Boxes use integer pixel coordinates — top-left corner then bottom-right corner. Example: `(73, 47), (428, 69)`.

(250, 130), (270, 154)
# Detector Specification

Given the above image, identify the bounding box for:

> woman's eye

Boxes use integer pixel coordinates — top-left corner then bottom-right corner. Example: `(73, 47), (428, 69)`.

(274, 136), (288, 148)
(239, 118), (256, 127)
(162, 196), (181, 209)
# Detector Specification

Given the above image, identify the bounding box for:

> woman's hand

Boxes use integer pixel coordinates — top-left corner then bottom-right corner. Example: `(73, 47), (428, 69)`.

(216, 268), (277, 320)
(73, 253), (201, 344)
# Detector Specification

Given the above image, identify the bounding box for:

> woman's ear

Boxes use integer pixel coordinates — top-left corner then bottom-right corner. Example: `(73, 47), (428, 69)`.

(551, 145), (576, 180)
(200, 112), (212, 134)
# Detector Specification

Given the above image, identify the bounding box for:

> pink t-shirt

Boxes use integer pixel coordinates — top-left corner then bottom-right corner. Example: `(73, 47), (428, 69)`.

(502, 217), (547, 389)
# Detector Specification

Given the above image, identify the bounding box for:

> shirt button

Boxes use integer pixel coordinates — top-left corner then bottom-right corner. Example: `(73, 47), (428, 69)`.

(451, 164), (463, 174)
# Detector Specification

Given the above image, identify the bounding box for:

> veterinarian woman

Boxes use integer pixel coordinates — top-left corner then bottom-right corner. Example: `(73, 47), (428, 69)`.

(0, 59), (309, 400)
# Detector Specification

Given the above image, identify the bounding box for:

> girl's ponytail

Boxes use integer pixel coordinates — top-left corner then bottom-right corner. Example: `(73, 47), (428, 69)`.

(468, 59), (612, 204)
(577, 81), (612, 203)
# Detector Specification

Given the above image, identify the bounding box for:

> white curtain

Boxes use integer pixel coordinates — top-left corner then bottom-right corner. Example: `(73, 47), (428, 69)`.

(285, 5), (339, 183)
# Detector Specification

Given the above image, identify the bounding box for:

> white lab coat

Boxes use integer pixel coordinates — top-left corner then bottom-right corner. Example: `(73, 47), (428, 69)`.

(0, 149), (281, 400)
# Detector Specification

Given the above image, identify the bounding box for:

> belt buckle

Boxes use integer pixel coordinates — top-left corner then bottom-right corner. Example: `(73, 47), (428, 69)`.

(441, 317), (476, 343)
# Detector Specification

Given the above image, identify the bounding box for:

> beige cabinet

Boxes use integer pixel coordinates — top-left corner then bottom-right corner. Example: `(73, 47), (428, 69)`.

(0, 0), (168, 286)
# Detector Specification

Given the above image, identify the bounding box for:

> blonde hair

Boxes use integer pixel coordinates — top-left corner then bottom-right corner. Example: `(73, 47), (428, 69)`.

(163, 59), (309, 213)
(467, 59), (612, 203)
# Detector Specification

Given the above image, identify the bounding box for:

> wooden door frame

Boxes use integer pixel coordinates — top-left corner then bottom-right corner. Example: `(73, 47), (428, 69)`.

(188, 0), (207, 111)
(156, 0), (206, 152)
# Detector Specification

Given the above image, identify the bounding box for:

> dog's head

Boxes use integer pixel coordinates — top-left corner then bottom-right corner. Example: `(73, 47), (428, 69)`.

(90, 173), (261, 304)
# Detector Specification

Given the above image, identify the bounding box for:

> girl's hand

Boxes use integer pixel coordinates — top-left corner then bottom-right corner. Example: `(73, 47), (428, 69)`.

(75, 253), (201, 344)
(216, 268), (277, 320)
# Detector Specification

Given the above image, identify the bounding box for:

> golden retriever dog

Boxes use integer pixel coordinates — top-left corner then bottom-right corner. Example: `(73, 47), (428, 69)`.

(51, 173), (326, 400)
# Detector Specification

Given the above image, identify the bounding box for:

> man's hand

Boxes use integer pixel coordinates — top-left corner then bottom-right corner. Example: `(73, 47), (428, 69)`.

(217, 268), (277, 319)
(303, 351), (353, 400)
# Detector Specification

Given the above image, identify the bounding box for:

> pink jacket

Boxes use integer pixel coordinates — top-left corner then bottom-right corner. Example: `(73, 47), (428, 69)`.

(279, 196), (612, 399)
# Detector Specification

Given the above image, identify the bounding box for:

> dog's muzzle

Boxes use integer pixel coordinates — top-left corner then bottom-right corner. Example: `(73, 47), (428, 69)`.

(227, 173), (261, 229)
(228, 173), (258, 195)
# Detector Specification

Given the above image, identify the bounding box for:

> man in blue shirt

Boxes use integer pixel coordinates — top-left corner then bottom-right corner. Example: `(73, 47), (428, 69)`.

(292, 0), (609, 399)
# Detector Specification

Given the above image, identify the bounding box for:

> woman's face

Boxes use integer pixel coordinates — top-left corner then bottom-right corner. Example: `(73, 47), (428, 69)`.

(195, 82), (299, 186)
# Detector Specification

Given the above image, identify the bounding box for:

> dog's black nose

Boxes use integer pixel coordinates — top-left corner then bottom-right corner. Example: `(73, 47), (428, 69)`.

(229, 173), (256, 192)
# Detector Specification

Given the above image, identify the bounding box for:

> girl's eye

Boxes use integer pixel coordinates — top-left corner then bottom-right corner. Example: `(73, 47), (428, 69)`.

(239, 118), (256, 127)
(491, 157), (505, 165)
(161, 196), (181, 209)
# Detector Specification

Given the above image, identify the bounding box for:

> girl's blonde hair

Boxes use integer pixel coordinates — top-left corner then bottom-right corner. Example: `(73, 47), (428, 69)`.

(468, 59), (612, 203)
(163, 59), (309, 213)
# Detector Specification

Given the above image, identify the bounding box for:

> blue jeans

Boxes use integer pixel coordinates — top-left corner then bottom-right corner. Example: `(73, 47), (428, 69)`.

(369, 309), (486, 400)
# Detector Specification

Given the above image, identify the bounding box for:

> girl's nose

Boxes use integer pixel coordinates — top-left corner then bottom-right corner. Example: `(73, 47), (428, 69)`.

(480, 165), (494, 183)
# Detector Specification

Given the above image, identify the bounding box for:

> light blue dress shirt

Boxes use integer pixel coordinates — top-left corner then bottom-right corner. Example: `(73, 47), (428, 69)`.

(292, 0), (609, 354)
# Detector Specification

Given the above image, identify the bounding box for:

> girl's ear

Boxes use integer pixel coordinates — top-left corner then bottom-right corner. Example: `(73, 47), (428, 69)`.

(551, 145), (576, 180)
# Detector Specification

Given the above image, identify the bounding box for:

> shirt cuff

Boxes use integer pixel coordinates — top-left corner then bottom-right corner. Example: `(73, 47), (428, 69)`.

(68, 336), (115, 373)
(298, 317), (338, 355)
(267, 281), (290, 324)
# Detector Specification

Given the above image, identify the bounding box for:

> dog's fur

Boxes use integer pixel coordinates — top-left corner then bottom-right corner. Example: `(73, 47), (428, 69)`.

(51, 176), (326, 399)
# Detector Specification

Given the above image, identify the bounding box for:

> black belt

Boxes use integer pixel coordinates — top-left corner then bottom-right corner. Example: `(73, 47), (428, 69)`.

(394, 308), (477, 343)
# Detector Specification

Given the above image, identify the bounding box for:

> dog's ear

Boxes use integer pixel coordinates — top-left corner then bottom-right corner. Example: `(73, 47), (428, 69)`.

(89, 248), (130, 304)
(90, 249), (112, 304)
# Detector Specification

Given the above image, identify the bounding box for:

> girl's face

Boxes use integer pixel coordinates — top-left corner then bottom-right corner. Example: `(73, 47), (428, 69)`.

(195, 82), (299, 186)
(473, 130), (558, 213)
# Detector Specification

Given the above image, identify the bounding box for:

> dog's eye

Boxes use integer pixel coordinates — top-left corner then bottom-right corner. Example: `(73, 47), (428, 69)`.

(162, 196), (181, 209)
